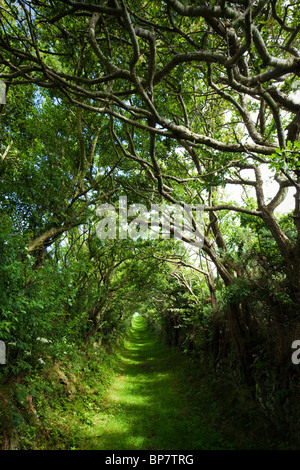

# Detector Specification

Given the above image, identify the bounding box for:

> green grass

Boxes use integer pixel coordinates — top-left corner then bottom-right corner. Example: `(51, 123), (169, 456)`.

(68, 315), (277, 450)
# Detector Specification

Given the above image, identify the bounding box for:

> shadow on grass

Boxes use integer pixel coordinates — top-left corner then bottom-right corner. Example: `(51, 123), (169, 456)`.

(75, 316), (236, 450)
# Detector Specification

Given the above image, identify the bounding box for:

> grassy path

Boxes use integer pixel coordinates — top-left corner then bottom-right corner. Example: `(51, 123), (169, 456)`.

(75, 315), (241, 450)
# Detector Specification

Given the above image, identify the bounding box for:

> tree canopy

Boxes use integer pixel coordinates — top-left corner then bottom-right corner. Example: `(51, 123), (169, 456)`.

(0, 0), (300, 449)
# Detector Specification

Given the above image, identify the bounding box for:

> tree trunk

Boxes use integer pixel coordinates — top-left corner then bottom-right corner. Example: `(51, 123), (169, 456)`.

(227, 300), (255, 389)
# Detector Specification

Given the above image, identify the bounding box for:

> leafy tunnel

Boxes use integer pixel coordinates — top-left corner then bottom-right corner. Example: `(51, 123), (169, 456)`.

(0, 0), (299, 451)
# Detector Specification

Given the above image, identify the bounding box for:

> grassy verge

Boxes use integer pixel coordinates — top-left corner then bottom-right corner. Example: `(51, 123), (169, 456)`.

(0, 338), (121, 450)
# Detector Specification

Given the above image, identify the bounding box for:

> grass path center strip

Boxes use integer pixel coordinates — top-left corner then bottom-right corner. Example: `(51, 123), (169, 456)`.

(77, 315), (232, 450)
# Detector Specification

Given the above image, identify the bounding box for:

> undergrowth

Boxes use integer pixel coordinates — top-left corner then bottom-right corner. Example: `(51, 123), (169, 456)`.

(0, 338), (122, 450)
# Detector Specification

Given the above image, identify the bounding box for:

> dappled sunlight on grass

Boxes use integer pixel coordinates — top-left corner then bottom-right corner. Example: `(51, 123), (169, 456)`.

(74, 315), (229, 450)
(31, 315), (286, 450)
(72, 315), (275, 451)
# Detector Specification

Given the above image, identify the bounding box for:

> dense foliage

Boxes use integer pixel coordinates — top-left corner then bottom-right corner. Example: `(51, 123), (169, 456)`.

(0, 0), (299, 449)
